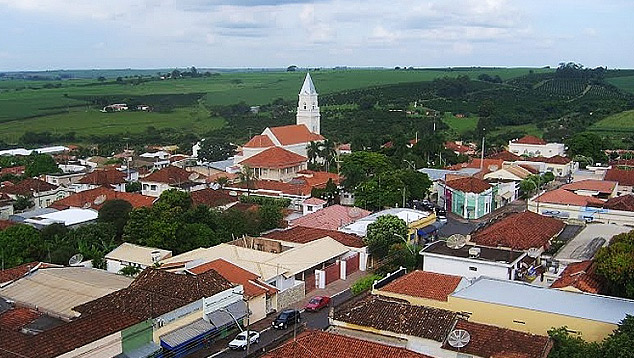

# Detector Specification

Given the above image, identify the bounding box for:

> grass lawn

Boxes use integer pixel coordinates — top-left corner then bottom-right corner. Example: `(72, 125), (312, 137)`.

(607, 76), (634, 94)
(590, 110), (634, 133)
(0, 105), (224, 142)
(442, 112), (478, 135)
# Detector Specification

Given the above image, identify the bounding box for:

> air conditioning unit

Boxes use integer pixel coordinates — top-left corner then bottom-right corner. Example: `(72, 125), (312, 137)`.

(468, 247), (481, 258)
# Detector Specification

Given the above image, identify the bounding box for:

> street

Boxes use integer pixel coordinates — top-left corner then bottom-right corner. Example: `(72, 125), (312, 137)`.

(203, 289), (353, 358)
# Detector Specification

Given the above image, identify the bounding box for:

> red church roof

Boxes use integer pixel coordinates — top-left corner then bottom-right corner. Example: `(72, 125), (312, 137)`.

(239, 147), (307, 169)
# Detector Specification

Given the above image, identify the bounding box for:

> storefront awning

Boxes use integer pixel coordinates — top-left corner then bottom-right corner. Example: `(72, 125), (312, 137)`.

(207, 300), (248, 328)
(417, 221), (444, 237)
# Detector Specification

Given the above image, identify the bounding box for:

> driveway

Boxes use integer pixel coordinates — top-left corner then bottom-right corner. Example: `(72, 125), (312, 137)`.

(555, 223), (632, 263)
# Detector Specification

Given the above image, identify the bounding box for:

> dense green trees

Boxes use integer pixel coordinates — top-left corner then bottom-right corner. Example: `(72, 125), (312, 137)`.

(595, 231), (634, 298)
(197, 139), (237, 162)
(548, 316), (634, 358)
(364, 215), (408, 259)
(98, 199), (133, 238)
(566, 133), (608, 166)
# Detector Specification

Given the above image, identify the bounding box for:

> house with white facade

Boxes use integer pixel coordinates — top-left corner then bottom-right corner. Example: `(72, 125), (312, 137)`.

(0, 178), (69, 209)
(437, 177), (494, 219)
(140, 166), (206, 197)
(508, 135), (565, 158)
(105, 243), (172, 274)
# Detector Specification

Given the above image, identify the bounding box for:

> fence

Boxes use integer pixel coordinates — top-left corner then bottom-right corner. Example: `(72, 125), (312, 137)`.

(343, 253), (359, 275)
(304, 273), (316, 293)
(372, 266), (407, 290)
(324, 261), (340, 286)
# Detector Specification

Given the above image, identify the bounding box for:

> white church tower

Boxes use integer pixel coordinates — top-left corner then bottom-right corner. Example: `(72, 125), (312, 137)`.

(296, 73), (321, 134)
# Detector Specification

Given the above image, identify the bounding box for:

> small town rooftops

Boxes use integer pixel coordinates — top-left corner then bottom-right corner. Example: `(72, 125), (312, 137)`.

(445, 176), (492, 193)
(451, 277), (634, 324)
(604, 168), (634, 186)
(50, 186), (155, 210)
(143, 165), (194, 184)
(191, 188), (238, 207)
(534, 188), (605, 207)
(264, 226), (366, 248)
(239, 146), (307, 169)
(512, 135), (547, 145)
(0, 178), (58, 196)
(561, 179), (617, 194)
(379, 270), (465, 302)
(471, 211), (565, 250)
(290, 204), (371, 231)
(487, 150), (522, 161)
(243, 135), (275, 148)
(341, 208), (432, 237)
(105, 243), (172, 267)
(333, 295), (457, 342)
(187, 259), (277, 298)
(421, 241), (526, 264)
(77, 169), (126, 186)
(550, 260), (605, 294)
(267, 124), (324, 146)
(602, 194), (634, 211)
(24, 208), (98, 227)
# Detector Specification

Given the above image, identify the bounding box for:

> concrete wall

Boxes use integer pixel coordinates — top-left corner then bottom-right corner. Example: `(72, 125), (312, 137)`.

(0, 203), (13, 220)
(527, 200), (634, 226)
(277, 281), (305, 310)
(248, 293), (267, 323)
(57, 331), (123, 358)
(122, 320), (154, 355)
(422, 254), (514, 280)
(509, 142), (565, 158)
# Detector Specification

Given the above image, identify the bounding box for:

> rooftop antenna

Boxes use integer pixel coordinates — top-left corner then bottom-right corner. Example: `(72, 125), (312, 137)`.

(447, 329), (471, 348)
(446, 234), (467, 249)
(68, 253), (84, 267)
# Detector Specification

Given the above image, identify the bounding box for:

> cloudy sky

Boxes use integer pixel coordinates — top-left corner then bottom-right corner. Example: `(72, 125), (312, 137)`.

(0, 0), (632, 71)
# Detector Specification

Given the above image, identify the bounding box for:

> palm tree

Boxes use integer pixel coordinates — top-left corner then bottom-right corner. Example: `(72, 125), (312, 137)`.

(307, 141), (320, 165)
(215, 176), (229, 188)
(319, 139), (336, 171)
(238, 165), (254, 197)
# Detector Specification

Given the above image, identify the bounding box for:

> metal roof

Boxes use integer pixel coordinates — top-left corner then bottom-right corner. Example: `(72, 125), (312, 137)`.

(418, 167), (480, 181)
(452, 277), (634, 324)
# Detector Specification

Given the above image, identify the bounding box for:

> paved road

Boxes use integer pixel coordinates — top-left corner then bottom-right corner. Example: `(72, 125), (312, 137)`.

(208, 290), (353, 358)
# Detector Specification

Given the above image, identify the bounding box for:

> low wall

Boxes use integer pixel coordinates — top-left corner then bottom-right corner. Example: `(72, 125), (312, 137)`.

(277, 281), (305, 310)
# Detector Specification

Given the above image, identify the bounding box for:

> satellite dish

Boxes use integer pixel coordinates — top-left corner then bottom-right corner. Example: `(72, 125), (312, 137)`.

(69, 253), (84, 266)
(188, 173), (200, 181)
(447, 329), (471, 348)
(527, 248), (541, 258)
(93, 194), (107, 206)
(446, 234), (467, 249)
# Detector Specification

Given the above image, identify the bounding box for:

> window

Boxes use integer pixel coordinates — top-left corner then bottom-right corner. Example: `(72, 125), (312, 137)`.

(150, 185), (157, 191)
(469, 266), (478, 271)
(513, 320), (526, 325)
(307, 206), (313, 212)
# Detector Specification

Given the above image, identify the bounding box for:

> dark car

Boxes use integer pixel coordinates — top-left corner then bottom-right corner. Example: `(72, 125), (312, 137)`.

(272, 309), (300, 329)
(304, 296), (331, 311)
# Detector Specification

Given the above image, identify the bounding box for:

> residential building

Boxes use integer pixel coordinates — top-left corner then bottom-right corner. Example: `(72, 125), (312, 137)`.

(139, 151), (170, 169)
(239, 146), (308, 182)
(140, 165), (206, 197)
(45, 170), (87, 188)
(76, 169), (127, 192)
(190, 188), (239, 209)
(301, 197), (326, 215)
(508, 135), (565, 158)
(420, 241), (528, 280)
(550, 260), (605, 294)
(444, 141), (476, 155)
(23, 208), (98, 228)
(437, 177), (494, 219)
(105, 243), (172, 274)
(560, 179), (618, 199)
(50, 186), (154, 211)
(471, 211), (565, 251)
(0, 178), (69, 209)
(516, 155), (576, 177)
(262, 330), (433, 358)
(604, 167), (634, 195)
(340, 208), (438, 243)
(290, 204), (371, 230)
(186, 259), (278, 323)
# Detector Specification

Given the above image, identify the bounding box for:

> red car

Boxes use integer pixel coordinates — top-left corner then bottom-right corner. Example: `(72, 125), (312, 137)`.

(304, 296), (331, 311)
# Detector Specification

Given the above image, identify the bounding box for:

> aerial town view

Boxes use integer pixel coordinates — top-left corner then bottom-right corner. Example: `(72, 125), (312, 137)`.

(2, 1), (634, 358)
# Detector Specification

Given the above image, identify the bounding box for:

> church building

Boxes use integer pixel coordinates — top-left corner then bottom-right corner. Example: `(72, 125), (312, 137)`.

(234, 73), (324, 182)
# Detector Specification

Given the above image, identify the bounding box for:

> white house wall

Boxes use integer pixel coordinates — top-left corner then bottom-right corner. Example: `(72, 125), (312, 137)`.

(56, 331), (123, 358)
(528, 200), (634, 226)
(422, 254), (513, 280)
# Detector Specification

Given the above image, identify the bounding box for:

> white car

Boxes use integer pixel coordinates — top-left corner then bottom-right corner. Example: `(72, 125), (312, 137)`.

(228, 330), (260, 350)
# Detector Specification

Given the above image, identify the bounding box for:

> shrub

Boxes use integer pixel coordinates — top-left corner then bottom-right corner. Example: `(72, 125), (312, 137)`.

(351, 274), (383, 296)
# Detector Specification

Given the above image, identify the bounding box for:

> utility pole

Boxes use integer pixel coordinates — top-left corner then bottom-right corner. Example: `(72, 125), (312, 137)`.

(245, 298), (251, 355)
(480, 128), (486, 170)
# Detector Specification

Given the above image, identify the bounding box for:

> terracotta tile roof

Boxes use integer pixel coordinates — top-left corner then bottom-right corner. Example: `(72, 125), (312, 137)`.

(191, 188), (239, 207)
(74, 268), (233, 319)
(0, 220), (15, 231)
(290, 205), (371, 230)
(228, 202), (260, 212)
(337, 143), (351, 151)
(188, 259), (277, 298)
(442, 320), (552, 358)
(243, 135), (275, 148)
(206, 172), (240, 183)
(610, 159), (634, 168)
(519, 164), (540, 174)
(0, 178), (57, 196)
(230, 179), (312, 196)
(535, 188), (605, 207)
(263, 329), (434, 358)
(471, 211), (565, 250)
(513, 135), (547, 145)
(0, 262), (60, 284)
(264, 226), (366, 248)
(0, 307), (41, 331)
(562, 179), (617, 194)
(50, 186), (154, 210)
(268, 124), (324, 146)
(522, 155), (571, 165)
(380, 270), (463, 302)
(445, 141), (473, 154)
(550, 260), (605, 294)
(0, 166), (25, 176)
(77, 169), (126, 186)
(295, 170), (341, 186)
(333, 295), (457, 342)
(239, 147), (307, 169)
(488, 150), (521, 161)
(143, 165), (193, 184)
(445, 177), (492, 193)
(604, 168), (634, 186)
(602, 195), (634, 212)
(303, 197), (326, 205)
(446, 158), (504, 172)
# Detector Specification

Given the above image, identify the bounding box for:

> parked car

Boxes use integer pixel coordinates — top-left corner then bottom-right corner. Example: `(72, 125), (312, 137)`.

(272, 309), (300, 329)
(228, 330), (260, 350)
(304, 296), (331, 311)
(435, 208), (447, 222)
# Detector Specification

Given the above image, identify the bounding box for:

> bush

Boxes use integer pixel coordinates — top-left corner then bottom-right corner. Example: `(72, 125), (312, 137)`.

(351, 274), (383, 296)
(240, 195), (291, 208)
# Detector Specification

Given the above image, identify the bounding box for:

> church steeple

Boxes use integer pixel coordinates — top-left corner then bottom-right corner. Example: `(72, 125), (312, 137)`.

(296, 73), (320, 134)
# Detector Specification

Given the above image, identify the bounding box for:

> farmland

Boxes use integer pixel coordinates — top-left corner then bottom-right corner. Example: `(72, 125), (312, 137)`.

(442, 112), (478, 135)
(591, 110), (634, 133)
(608, 76), (634, 94)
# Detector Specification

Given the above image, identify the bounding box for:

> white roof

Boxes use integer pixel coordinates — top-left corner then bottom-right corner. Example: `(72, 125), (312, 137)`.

(299, 73), (317, 95)
(0, 267), (132, 318)
(34, 146), (69, 154)
(24, 208), (98, 227)
(140, 151), (169, 158)
(341, 208), (431, 237)
(105, 243), (172, 266)
(0, 148), (32, 156)
(452, 277), (634, 324)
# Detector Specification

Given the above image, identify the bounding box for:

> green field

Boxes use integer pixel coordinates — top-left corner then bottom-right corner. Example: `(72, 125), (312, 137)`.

(591, 110), (634, 132)
(0, 106), (225, 142)
(608, 76), (634, 94)
(442, 112), (478, 135)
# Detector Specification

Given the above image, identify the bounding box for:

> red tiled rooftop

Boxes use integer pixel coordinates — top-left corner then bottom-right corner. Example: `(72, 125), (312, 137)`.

(290, 204), (371, 230)
(0, 308), (41, 331)
(604, 168), (634, 186)
(188, 259), (276, 298)
(522, 155), (571, 165)
(550, 260), (605, 294)
(191, 188), (239, 207)
(512, 135), (547, 145)
(239, 147), (307, 169)
(263, 330), (433, 358)
(0, 166), (25, 176)
(488, 150), (522, 161)
(302, 197), (326, 205)
(0, 262), (60, 284)
(264, 226), (366, 248)
(446, 158), (504, 172)
(268, 124), (324, 146)
(143, 166), (193, 184)
(472, 211), (565, 250)
(535, 188), (605, 207)
(243, 135), (275, 148)
(0, 178), (57, 196)
(561, 179), (617, 194)
(445, 177), (492, 193)
(445, 141), (473, 154)
(380, 270), (463, 302)
(50, 186), (155, 210)
(206, 172), (240, 183)
(77, 169), (126, 186)
(602, 195), (634, 212)
(442, 320), (552, 358)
